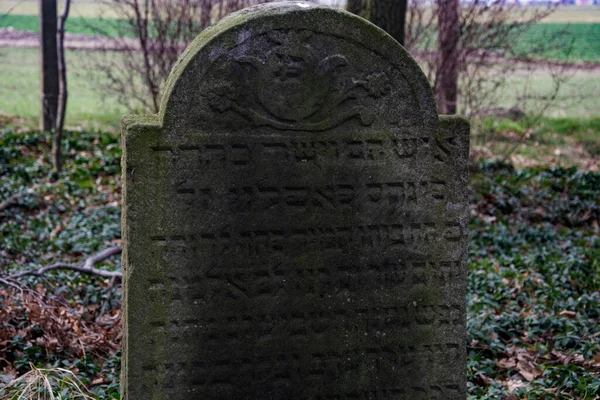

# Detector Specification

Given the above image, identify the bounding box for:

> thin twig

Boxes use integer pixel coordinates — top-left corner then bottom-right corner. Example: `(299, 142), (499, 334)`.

(0, 191), (33, 212)
(0, 277), (25, 293)
(97, 275), (118, 321)
(5, 247), (122, 281)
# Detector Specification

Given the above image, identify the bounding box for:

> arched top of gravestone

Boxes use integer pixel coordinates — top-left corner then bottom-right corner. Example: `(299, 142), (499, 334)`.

(157, 1), (438, 134)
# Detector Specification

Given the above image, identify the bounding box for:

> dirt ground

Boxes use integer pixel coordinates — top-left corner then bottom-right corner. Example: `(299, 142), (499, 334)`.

(0, 27), (137, 51)
(2, 27), (600, 73)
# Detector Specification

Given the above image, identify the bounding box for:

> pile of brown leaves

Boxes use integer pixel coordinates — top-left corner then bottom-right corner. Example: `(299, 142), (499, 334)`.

(0, 286), (121, 377)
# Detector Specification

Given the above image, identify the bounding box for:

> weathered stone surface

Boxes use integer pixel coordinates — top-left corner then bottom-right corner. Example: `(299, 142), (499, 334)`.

(121, 2), (469, 399)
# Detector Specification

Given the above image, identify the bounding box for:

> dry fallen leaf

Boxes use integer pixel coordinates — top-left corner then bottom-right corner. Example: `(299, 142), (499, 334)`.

(504, 374), (527, 392)
(496, 358), (517, 369)
(517, 359), (542, 382)
(559, 310), (577, 319)
(91, 377), (109, 385)
(552, 349), (585, 365)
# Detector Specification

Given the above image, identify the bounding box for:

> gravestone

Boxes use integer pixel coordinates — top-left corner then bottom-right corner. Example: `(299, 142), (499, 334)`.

(121, 2), (470, 399)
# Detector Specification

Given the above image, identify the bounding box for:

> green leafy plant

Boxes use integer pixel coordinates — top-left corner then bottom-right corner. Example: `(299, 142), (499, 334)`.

(1, 125), (599, 398)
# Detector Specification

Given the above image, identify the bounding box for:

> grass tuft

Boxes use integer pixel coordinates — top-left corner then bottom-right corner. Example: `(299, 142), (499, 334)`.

(0, 364), (96, 400)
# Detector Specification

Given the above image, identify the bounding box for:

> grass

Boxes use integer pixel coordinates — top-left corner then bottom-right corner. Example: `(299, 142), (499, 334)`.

(482, 116), (600, 150)
(0, 0), (122, 19)
(0, 126), (598, 399)
(0, 48), (128, 131)
(0, 365), (96, 400)
(471, 116), (600, 172)
(1, 46), (598, 135)
(514, 23), (600, 62)
(0, 14), (130, 37)
(484, 68), (600, 119)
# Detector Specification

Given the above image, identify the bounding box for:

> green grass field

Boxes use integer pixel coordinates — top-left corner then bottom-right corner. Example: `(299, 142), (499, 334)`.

(1, 8), (599, 165)
(1, 46), (598, 132)
(489, 68), (600, 118)
(0, 48), (128, 130)
(514, 23), (600, 62)
(0, 14), (129, 37)
(0, 0), (121, 18)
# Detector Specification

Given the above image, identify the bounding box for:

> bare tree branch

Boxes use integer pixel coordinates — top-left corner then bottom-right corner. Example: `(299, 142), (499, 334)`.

(91, 0), (270, 113)
(0, 193), (25, 211)
(97, 275), (118, 321)
(0, 277), (26, 293)
(0, 189), (37, 212)
(5, 247), (122, 281)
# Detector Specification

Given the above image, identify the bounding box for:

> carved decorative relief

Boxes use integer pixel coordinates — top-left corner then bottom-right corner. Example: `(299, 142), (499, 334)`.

(204, 29), (394, 131)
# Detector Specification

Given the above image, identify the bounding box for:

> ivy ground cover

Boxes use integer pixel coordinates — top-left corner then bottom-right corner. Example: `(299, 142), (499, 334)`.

(0, 128), (598, 399)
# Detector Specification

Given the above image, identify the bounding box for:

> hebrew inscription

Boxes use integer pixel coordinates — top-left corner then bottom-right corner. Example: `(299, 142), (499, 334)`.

(122, 3), (469, 399)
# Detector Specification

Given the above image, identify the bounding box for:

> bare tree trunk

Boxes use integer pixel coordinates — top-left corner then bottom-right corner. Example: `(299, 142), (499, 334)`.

(372, 0), (406, 46)
(39, 0), (59, 131)
(346, 0), (407, 46)
(346, 0), (363, 15)
(53, 0), (71, 172)
(201, 0), (213, 30)
(437, 0), (459, 114)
